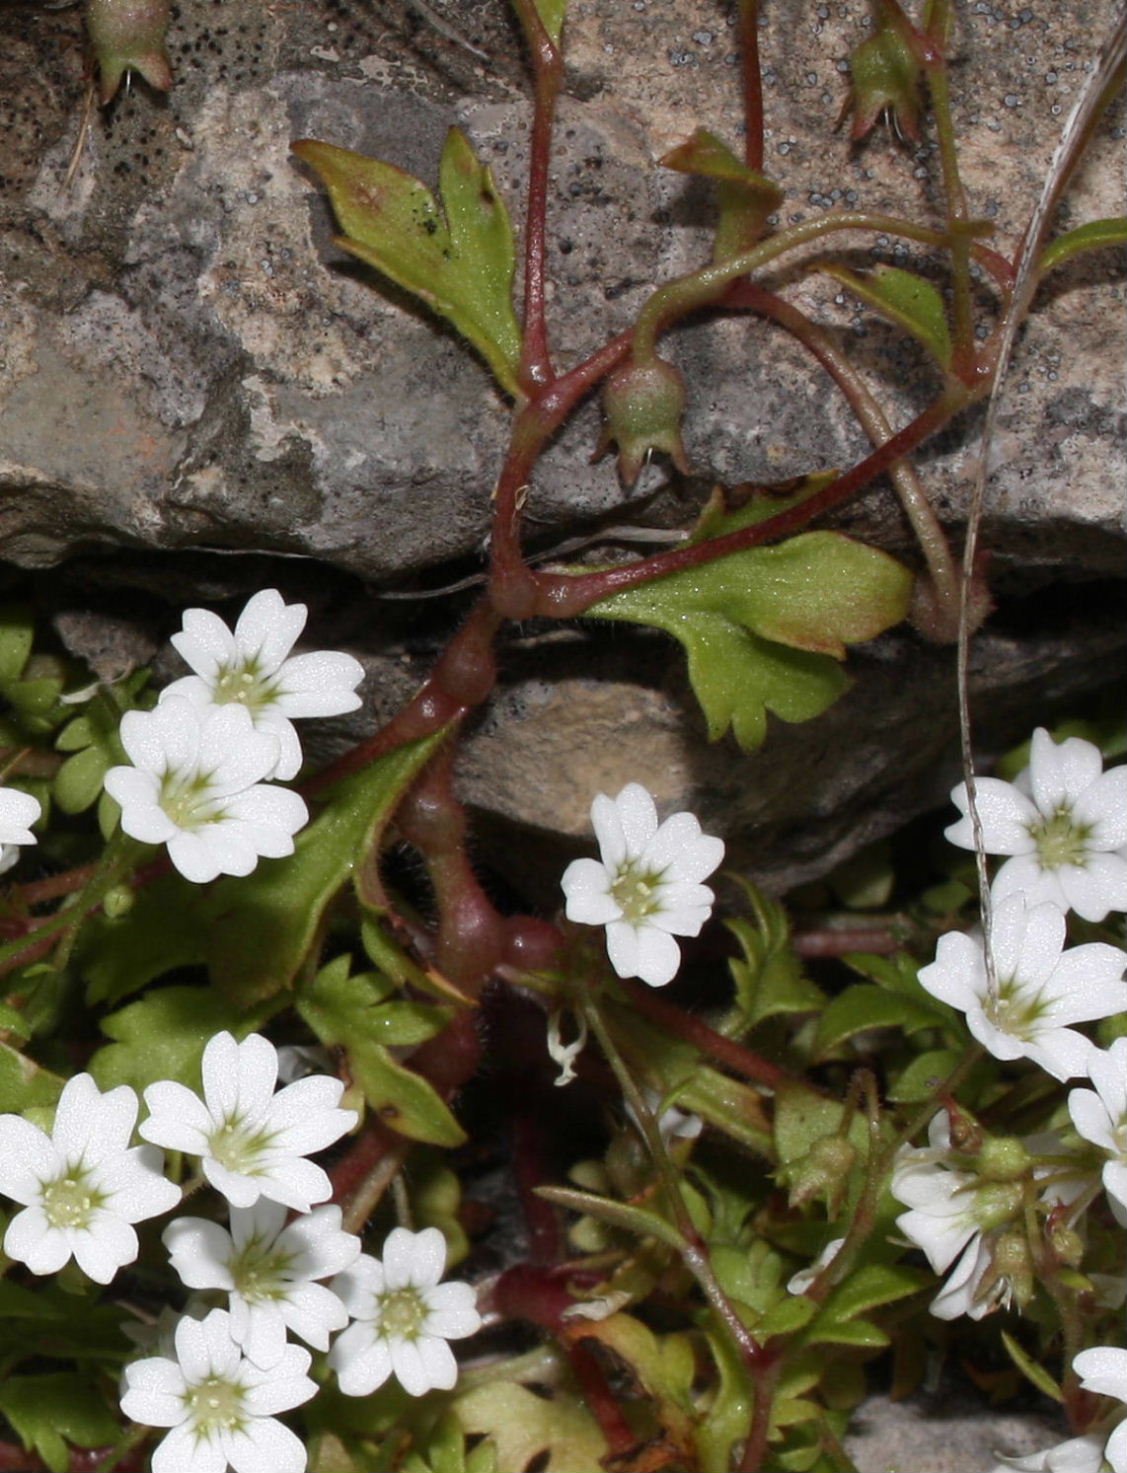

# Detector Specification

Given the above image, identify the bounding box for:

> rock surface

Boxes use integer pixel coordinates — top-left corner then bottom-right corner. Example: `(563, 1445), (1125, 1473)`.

(1, 0), (1125, 889)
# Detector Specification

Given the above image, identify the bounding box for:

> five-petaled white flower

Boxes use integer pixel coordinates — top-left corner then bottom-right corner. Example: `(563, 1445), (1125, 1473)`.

(104, 698), (308, 885)
(140, 1031), (357, 1214)
(946, 728), (1127, 922)
(164, 1200), (360, 1369)
(121, 1306), (316, 1473)
(917, 894), (1127, 1081)
(0, 1073), (180, 1284)
(329, 1226), (481, 1398)
(0, 784), (41, 876)
(1073, 1347), (1127, 1473)
(163, 588), (365, 782)
(561, 782), (724, 988)
(1069, 1038), (1127, 1226)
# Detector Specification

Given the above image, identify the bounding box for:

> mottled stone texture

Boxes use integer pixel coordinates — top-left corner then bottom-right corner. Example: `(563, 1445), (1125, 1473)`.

(0, 0), (1124, 889)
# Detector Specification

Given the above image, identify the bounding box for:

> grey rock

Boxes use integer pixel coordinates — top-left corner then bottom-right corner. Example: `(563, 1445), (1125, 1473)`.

(0, 0), (1123, 883)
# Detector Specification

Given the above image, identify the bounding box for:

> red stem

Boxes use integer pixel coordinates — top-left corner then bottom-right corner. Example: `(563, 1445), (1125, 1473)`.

(619, 979), (793, 1091)
(306, 600), (502, 793)
(509, 0), (563, 391)
(530, 384), (974, 617)
(739, 0), (765, 172)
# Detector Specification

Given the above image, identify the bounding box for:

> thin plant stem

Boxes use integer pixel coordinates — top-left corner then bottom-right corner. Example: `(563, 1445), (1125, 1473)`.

(534, 385), (973, 617)
(580, 984), (764, 1373)
(730, 282), (961, 629)
(632, 210), (982, 361)
(509, 0), (563, 390)
(739, 0), (765, 172)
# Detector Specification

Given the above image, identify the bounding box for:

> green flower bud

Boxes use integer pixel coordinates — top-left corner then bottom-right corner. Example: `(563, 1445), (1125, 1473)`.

(987, 1230), (1035, 1309)
(1046, 1221), (1084, 1270)
(974, 1181), (1023, 1231)
(596, 356), (690, 488)
(87, 0), (173, 105)
(841, 15), (923, 143)
(102, 884), (135, 919)
(788, 1134), (857, 1213)
(978, 1136), (1032, 1183)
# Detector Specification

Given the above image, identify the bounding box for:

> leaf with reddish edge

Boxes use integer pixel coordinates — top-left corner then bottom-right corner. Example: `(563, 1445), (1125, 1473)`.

(661, 128), (784, 260)
(293, 132), (522, 395)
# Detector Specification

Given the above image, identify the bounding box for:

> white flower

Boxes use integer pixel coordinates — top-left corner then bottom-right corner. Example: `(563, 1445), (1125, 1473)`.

(140, 1031), (357, 1214)
(989, 1436), (1109, 1473)
(0, 1073), (180, 1284)
(163, 588), (365, 782)
(561, 782), (724, 987)
(917, 894), (1127, 1081)
(0, 785), (40, 875)
(787, 1236), (845, 1296)
(104, 698), (308, 885)
(329, 1226), (481, 1398)
(1074, 1347), (1127, 1473)
(891, 1116), (1018, 1321)
(946, 728), (1127, 922)
(1069, 1038), (1127, 1226)
(120, 1307), (316, 1473)
(164, 1200), (360, 1368)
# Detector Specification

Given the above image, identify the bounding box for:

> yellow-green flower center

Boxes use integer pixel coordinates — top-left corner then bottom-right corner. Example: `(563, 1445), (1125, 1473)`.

(1029, 809), (1091, 872)
(213, 658), (279, 718)
(208, 1117), (278, 1179)
(985, 975), (1046, 1040)
(229, 1235), (294, 1305)
(186, 1375), (246, 1434)
(159, 769), (222, 831)
(609, 860), (667, 926)
(378, 1287), (428, 1341)
(42, 1172), (100, 1230)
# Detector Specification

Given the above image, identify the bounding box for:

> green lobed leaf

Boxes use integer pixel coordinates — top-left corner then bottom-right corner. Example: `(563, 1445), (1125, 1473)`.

(1040, 217), (1127, 277)
(455, 1380), (606, 1473)
(812, 983), (948, 1059)
(0, 1373), (120, 1473)
(587, 533), (912, 750)
(660, 128), (784, 260)
(772, 1080), (870, 1177)
(297, 955), (464, 1147)
(202, 732), (447, 1008)
(819, 263), (952, 369)
(90, 986), (279, 1094)
(0, 1042), (65, 1113)
(293, 133), (521, 395)
(725, 878), (826, 1031)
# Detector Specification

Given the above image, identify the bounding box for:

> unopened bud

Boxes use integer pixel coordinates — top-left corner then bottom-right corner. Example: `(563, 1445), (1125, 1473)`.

(987, 1230), (1035, 1310)
(102, 884), (135, 919)
(87, 0), (173, 105)
(789, 1135), (857, 1212)
(978, 1136), (1031, 1183)
(1046, 1222), (1084, 1270)
(974, 1181), (1023, 1231)
(596, 356), (690, 488)
(841, 22), (922, 143)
